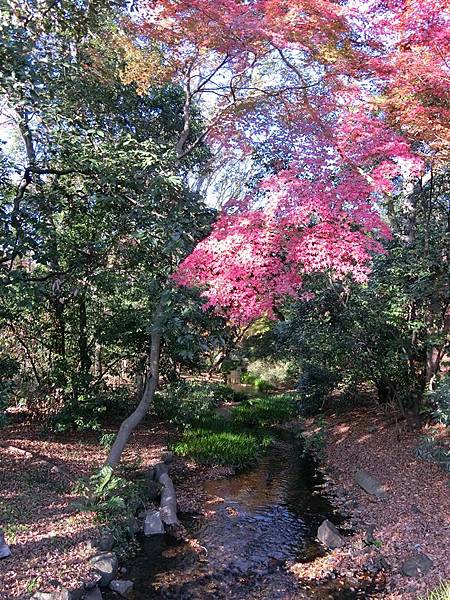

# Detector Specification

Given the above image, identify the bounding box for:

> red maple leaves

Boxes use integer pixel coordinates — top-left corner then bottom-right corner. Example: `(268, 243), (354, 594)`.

(129, 0), (449, 323)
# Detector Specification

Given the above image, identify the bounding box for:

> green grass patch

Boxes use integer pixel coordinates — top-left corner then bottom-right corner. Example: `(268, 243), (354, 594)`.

(419, 581), (450, 600)
(163, 388), (299, 469)
(172, 428), (272, 469)
(231, 393), (298, 427)
(241, 372), (274, 393)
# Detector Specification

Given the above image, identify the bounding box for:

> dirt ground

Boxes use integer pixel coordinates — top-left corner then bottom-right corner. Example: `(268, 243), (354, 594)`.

(0, 414), (236, 600)
(297, 407), (450, 600)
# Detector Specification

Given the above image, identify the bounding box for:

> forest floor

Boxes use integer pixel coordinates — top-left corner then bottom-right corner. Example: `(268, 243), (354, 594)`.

(298, 405), (450, 600)
(0, 419), (231, 600)
(0, 406), (449, 600)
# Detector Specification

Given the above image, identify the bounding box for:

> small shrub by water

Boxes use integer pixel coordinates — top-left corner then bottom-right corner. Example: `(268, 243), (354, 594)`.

(296, 364), (336, 416)
(172, 429), (272, 469)
(232, 393), (298, 427)
(245, 358), (297, 388)
(241, 372), (274, 393)
(300, 414), (327, 460)
(153, 381), (247, 428)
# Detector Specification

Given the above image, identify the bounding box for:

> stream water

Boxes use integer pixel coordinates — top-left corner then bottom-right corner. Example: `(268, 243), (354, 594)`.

(109, 430), (378, 599)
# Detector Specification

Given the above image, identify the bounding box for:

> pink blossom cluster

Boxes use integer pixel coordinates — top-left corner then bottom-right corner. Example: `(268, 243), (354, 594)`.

(174, 169), (389, 324)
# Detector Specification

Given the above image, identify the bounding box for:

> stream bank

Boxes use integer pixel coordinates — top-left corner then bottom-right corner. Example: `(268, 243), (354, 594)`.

(300, 407), (450, 600)
(105, 425), (385, 599)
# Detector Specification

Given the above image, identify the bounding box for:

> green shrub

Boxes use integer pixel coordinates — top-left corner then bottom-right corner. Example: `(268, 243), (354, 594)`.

(230, 389), (249, 402)
(419, 581), (450, 600)
(254, 378), (274, 393)
(232, 393), (298, 427)
(153, 381), (219, 428)
(47, 392), (106, 433)
(241, 372), (274, 392)
(296, 364), (336, 416)
(428, 377), (450, 426)
(209, 383), (247, 402)
(0, 356), (19, 426)
(99, 431), (116, 450)
(245, 358), (297, 388)
(172, 429), (271, 469)
(45, 382), (133, 433)
(415, 434), (450, 475)
(300, 414), (327, 460)
(72, 465), (146, 553)
(241, 372), (257, 385)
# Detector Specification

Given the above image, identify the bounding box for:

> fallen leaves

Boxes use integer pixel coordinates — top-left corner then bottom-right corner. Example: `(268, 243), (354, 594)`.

(299, 406), (450, 599)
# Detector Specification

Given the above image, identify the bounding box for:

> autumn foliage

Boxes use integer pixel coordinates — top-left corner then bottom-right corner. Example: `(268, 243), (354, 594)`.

(174, 169), (391, 323)
(125, 0), (450, 323)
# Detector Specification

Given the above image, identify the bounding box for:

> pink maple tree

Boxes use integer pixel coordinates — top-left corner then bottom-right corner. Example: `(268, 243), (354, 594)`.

(124, 0), (448, 324)
(174, 166), (392, 323)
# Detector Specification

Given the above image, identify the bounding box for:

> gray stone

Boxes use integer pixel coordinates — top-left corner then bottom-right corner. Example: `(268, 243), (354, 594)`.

(364, 524), (376, 544)
(31, 590), (74, 600)
(162, 451), (174, 464)
(401, 553), (433, 577)
(0, 543), (11, 559)
(97, 532), (114, 552)
(83, 586), (103, 600)
(317, 519), (345, 549)
(109, 580), (134, 598)
(354, 469), (387, 499)
(143, 509), (165, 535)
(0, 530), (11, 559)
(90, 552), (118, 587)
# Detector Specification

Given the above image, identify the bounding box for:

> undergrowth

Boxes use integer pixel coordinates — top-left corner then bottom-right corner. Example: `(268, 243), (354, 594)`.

(415, 433), (450, 475)
(232, 393), (298, 427)
(419, 581), (450, 600)
(72, 465), (146, 555)
(300, 414), (327, 460)
(172, 392), (297, 468)
(153, 381), (247, 428)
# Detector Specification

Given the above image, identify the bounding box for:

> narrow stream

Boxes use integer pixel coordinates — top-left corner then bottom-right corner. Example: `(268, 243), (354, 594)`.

(111, 430), (376, 599)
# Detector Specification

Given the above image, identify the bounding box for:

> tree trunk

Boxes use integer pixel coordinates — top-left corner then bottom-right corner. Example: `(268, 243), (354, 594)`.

(105, 304), (163, 468)
(375, 379), (393, 404)
(78, 293), (92, 375)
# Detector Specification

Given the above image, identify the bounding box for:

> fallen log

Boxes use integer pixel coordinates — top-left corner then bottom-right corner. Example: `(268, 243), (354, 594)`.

(159, 472), (178, 526)
(146, 452), (179, 530)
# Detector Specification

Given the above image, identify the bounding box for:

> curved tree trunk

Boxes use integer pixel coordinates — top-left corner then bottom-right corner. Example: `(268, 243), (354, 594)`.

(105, 304), (163, 468)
